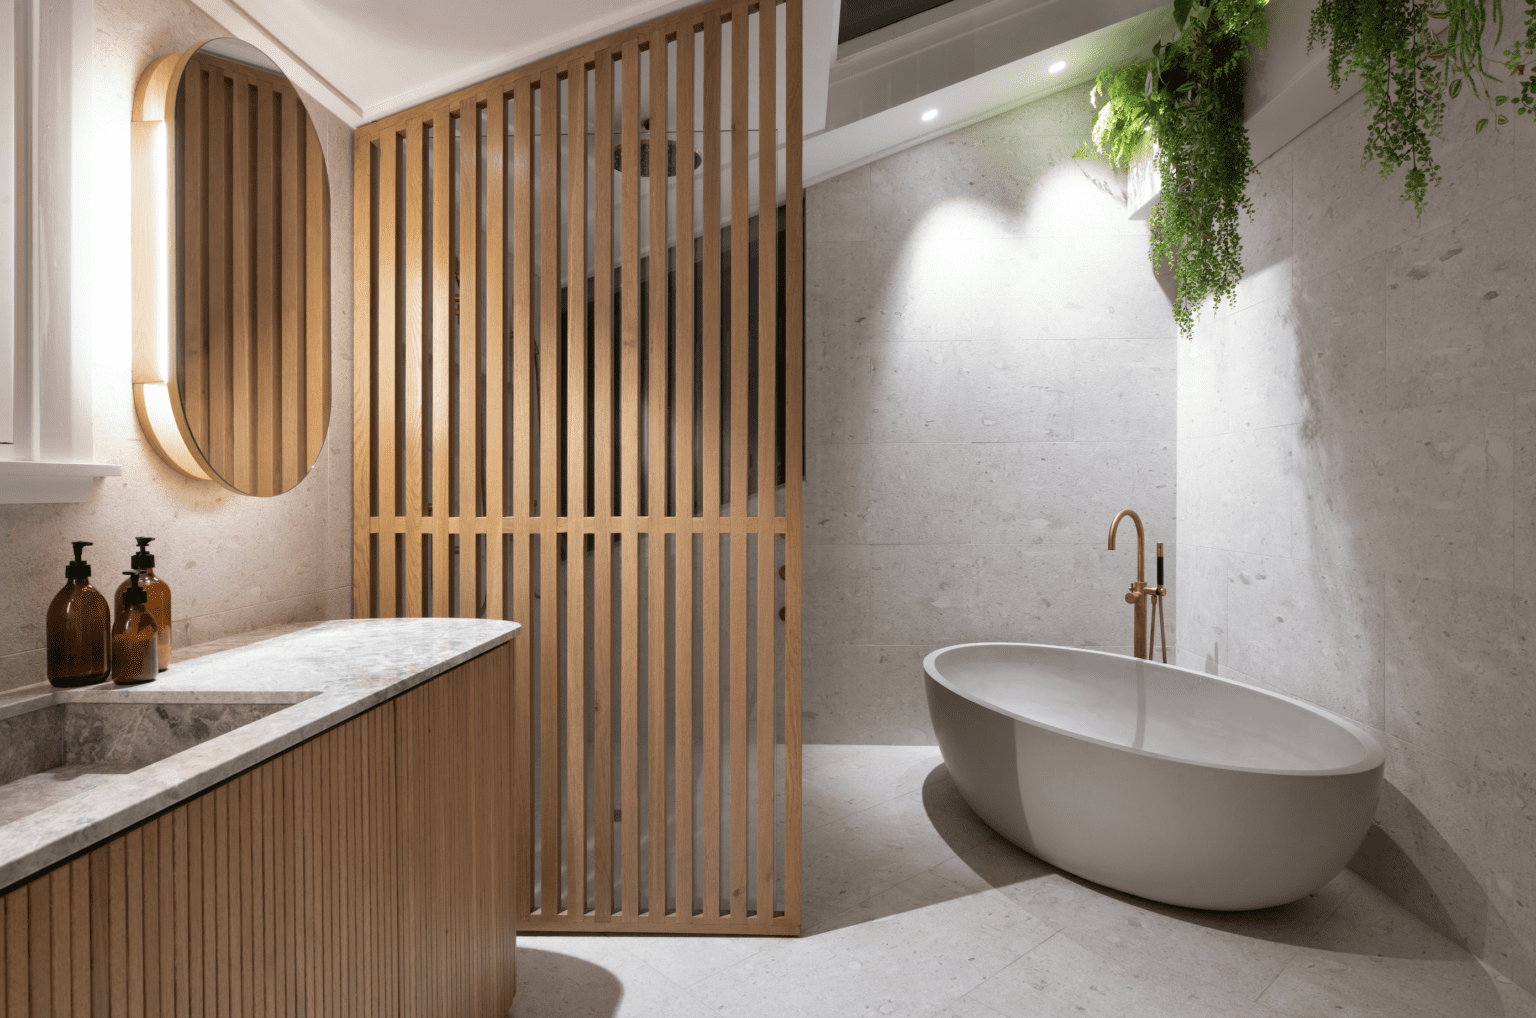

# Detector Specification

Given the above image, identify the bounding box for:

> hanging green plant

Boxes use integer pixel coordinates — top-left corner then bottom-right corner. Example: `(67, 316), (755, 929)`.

(1077, 0), (1271, 336)
(1308, 0), (1536, 214)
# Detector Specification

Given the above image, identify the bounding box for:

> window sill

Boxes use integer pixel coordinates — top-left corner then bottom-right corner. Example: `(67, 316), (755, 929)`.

(0, 460), (123, 504)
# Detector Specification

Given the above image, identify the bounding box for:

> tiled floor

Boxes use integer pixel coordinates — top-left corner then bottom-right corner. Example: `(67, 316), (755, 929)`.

(511, 745), (1536, 1018)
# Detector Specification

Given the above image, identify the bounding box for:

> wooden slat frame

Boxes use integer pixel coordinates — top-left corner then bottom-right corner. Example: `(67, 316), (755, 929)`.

(351, 0), (803, 936)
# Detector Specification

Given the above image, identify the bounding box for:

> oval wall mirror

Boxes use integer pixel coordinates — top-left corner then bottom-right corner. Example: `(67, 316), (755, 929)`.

(132, 38), (331, 497)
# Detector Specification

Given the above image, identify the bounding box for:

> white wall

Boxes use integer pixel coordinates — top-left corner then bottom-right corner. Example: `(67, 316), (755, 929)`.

(0, 0), (354, 692)
(803, 88), (1178, 744)
(1176, 78), (1536, 989)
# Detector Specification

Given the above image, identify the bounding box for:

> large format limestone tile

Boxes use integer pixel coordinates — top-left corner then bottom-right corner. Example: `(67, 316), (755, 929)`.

(1291, 394), (1515, 588)
(1172, 543), (1229, 675)
(1291, 88), (1517, 282)
(1181, 310), (1232, 439)
(1216, 297), (1310, 433)
(1258, 877), (1530, 1018)
(969, 441), (1174, 547)
(511, 938), (716, 1018)
(805, 338), (1073, 445)
(1290, 248), (1398, 420)
(800, 744), (943, 829)
(806, 442), (979, 546)
(1225, 552), (1385, 730)
(1176, 426), (1296, 556)
(803, 543), (1130, 650)
(969, 930), (1291, 1018)
(801, 644), (937, 745)
(1385, 576), (1535, 788)
(1517, 390), (1536, 582)
(1350, 731), (1536, 994)
(1239, 143), (1296, 294)
(691, 868), (1054, 1018)
(805, 239), (908, 346)
(1070, 337), (1177, 442)
(799, 783), (994, 931)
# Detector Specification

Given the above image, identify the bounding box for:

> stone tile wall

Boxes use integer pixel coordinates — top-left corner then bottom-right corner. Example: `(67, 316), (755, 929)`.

(0, 0), (354, 691)
(1176, 81), (1536, 990)
(803, 89), (1179, 743)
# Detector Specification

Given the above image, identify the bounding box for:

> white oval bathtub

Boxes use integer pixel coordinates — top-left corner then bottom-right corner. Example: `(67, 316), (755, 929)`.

(924, 643), (1385, 911)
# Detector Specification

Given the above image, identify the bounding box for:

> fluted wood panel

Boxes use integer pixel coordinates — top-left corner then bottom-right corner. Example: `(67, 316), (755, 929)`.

(0, 644), (516, 1017)
(177, 51), (331, 497)
(352, 0), (803, 935)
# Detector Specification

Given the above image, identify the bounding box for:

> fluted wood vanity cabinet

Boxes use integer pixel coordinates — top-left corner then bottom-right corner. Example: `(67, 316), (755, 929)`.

(0, 642), (517, 1017)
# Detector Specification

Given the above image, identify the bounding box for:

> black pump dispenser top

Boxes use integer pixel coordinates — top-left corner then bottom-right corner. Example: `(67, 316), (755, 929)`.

(66, 541), (93, 580)
(121, 571), (148, 607)
(130, 537), (156, 570)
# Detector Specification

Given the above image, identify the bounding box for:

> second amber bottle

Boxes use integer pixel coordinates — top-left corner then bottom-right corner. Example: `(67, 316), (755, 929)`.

(111, 571), (159, 684)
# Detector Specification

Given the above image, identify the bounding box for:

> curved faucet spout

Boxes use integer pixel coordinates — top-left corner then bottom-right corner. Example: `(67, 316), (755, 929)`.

(1108, 508), (1146, 583)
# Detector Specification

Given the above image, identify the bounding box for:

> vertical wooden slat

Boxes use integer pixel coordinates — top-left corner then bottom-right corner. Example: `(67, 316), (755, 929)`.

(28, 870), (49, 1018)
(281, 86), (303, 493)
(5, 876), (25, 1017)
(432, 110), (453, 618)
(727, 0), (752, 923)
(178, 800), (198, 1018)
(142, 823), (162, 1018)
(783, 0), (805, 933)
(485, 95), (507, 621)
(699, 7), (725, 924)
(375, 134), (399, 618)
(510, 84), (537, 924)
(70, 857), (90, 1018)
(306, 113), (329, 474)
(230, 74), (253, 494)
(353, 133), (374, 618)
(184, 65), (206, 457)
(255, 85), (278, 497)
(458, 98), (481, 618)
(207, 69), (230, 479)
(538, 69), (562, 917)
(618, 38), (643, 920)
(564, 60), (589, 922)
(403, 119), (428, 615)
(52, 864), (72, 1018)
(673, 20), (697, 924)
(646, 25), (670, 920)
(755, 0), (778, 924)
(126, 829), (144, 1017)
(591, 51), (616, 924)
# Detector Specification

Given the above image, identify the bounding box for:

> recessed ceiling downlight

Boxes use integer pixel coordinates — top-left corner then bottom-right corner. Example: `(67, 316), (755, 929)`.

(1048, 60), (1068, 74)
(922, 108), (939, 121)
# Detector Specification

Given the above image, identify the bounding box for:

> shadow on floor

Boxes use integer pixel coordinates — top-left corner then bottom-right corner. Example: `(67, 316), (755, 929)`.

(509, 948), (624, 1017)
(915, 763), (1479, 965)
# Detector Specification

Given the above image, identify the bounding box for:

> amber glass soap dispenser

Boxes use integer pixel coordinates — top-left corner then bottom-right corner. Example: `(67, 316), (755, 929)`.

(116, 536), (171, 669)
(111, 571), (158, 684)
(46, 541), (112, 688)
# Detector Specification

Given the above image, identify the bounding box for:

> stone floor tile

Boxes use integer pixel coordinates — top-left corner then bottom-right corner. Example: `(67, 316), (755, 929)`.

(690, 868), (1055, 1018)
(511, 937), (717, 1018)
(801, 744), (944, 832)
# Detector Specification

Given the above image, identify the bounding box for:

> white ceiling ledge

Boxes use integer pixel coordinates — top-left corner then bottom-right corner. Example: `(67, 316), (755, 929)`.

(0, 461), (123, 505)
(807, 3), (1174, 185)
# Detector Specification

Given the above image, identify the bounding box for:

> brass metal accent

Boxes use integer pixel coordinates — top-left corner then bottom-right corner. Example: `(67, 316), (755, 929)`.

(1108, 509), (1169, 660)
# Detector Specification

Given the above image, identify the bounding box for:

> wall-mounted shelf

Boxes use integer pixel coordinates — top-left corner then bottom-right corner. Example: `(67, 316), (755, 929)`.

(0, 459), (123, 504)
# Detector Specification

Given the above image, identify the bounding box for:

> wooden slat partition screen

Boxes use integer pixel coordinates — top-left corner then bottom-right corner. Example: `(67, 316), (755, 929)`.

(0, 645), (517, 1017)
(352, 0), (803, 935)
(176, 51), (331, 496)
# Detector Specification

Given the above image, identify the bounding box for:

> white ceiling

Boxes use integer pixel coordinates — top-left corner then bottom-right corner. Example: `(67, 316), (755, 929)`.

(187, 0), (1168, 186)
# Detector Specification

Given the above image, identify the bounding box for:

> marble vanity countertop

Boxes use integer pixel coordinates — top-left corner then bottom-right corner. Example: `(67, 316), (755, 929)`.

(0, 617), (518, 893)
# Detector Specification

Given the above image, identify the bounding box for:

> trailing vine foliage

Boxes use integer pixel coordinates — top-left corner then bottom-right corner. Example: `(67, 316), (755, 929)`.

(1077, 0), (1270, 336)
(1308, 0), (1536, 214)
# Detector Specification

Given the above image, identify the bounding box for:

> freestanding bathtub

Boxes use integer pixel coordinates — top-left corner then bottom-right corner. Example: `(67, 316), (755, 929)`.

(924, 643), (1385, 911)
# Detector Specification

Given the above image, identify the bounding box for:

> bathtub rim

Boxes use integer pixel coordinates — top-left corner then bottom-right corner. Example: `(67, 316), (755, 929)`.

(924, 641), (1385, 779)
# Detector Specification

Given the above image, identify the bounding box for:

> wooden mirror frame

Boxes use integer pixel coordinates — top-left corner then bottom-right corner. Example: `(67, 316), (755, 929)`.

(131, 40), (331, 496)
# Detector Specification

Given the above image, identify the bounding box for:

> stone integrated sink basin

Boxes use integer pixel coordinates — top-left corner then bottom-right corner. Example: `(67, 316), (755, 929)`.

(0, 693), (313, 828)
